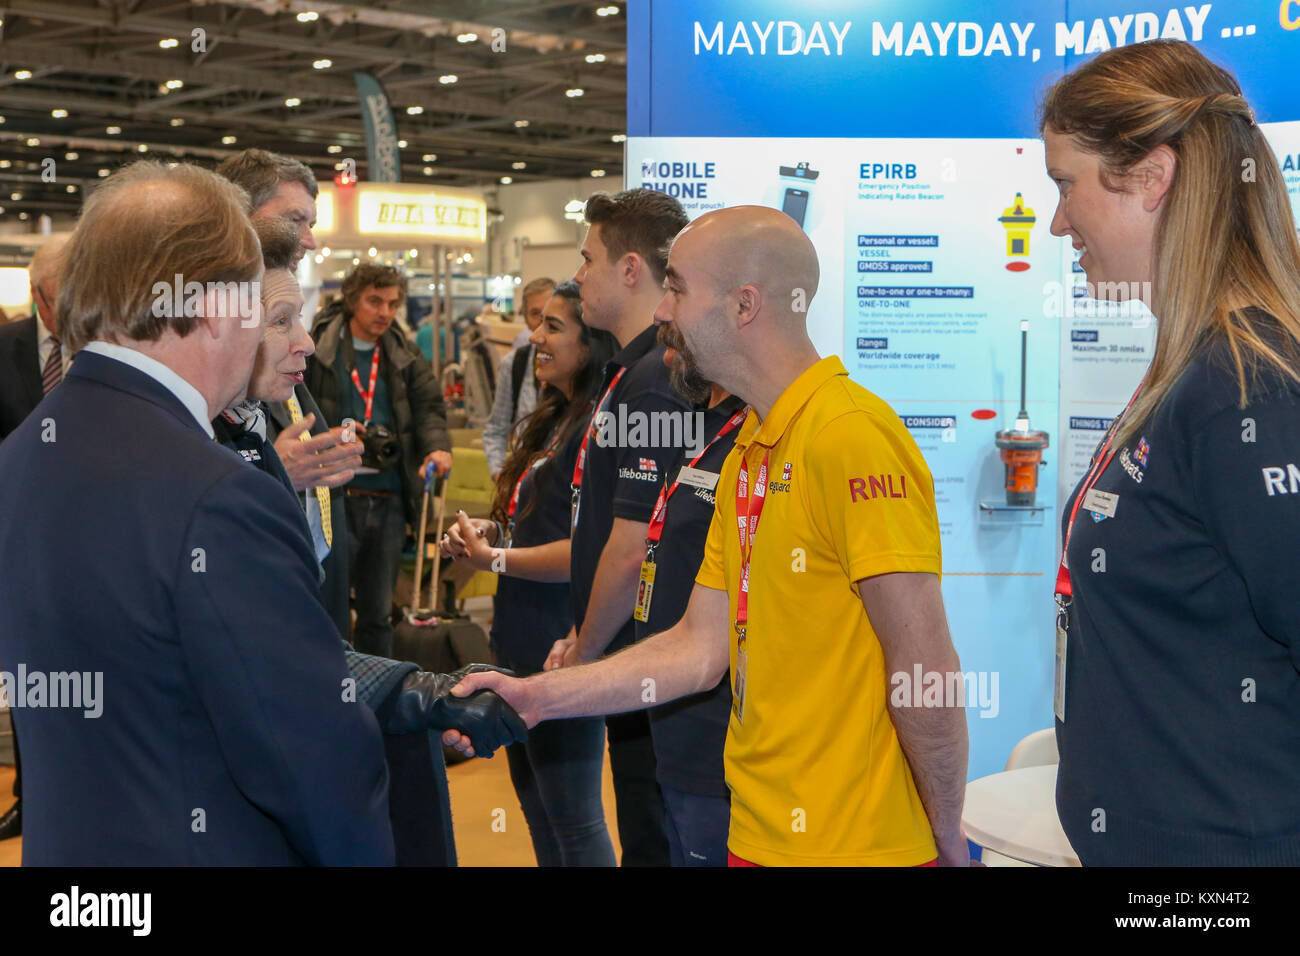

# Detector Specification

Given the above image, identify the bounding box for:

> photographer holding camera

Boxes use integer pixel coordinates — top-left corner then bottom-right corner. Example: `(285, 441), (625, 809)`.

(306, 263), (453, 658)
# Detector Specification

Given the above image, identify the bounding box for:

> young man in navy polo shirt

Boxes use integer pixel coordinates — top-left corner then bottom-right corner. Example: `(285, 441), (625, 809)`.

(544, 189), (691, 866)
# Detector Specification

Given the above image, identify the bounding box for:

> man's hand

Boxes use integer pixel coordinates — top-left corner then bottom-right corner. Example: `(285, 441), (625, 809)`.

(274, 414), (364, 491)
(544, 627), (579, 671)
(389, 664), (527, 758)
(420, 450), (453, 479)
(934, 831), (975, 867)
(441, 669), (539, 758)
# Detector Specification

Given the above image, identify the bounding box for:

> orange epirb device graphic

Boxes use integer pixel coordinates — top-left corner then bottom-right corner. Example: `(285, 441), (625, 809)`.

(994, 321), (1049, 506)
(997, 191), (1036, 272)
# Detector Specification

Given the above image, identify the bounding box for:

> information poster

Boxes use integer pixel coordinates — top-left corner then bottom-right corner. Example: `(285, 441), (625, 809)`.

(628, 0), (1300, 778)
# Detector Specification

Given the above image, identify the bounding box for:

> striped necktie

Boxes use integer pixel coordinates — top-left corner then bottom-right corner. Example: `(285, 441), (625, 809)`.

(42, 336), (62, 394)
(286, 394), (333, 549)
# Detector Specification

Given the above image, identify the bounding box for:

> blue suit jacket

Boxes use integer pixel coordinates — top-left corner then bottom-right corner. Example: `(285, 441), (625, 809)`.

(0, 350), (395, 865)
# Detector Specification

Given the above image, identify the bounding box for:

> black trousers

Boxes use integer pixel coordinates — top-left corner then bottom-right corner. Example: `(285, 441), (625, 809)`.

(605, 710), (670, 866)
(384, 730), (456, 866)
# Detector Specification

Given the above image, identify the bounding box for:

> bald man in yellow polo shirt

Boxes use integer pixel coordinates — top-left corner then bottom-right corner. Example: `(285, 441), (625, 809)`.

(444, 206), (971, 866)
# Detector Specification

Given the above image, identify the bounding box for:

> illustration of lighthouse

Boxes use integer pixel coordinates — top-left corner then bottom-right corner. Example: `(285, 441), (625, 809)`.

(997, 192), (1036, 272)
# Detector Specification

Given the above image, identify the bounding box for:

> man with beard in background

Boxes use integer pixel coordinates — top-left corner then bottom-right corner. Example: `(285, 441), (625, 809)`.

(636, 322), (746, 865)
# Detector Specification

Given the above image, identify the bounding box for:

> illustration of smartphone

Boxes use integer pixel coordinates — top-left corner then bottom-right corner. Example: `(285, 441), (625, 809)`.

(782, 188), (809, 228)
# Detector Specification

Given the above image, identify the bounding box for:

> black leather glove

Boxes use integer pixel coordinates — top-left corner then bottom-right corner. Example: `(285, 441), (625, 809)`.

(384, 664), (527, 757)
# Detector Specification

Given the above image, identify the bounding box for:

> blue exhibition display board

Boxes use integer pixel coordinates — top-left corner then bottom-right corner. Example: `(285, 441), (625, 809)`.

(625, 0), (1300, 778)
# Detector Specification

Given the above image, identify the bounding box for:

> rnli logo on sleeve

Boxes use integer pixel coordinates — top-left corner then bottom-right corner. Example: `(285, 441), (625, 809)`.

(1133, 437), (1150, 468)
(782, 461), (792, 481)
(848, 474), (908, 501)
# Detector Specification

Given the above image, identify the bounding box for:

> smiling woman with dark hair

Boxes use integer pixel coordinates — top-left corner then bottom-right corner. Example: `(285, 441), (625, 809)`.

(440, 279), (621, 866)
(1043, 39), (1300, 866)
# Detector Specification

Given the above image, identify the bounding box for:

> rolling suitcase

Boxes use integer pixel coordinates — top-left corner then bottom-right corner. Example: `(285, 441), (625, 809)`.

(391, 469), (494, 764)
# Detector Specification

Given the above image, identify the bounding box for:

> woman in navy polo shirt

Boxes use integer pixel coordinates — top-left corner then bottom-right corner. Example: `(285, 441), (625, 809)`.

(441, 280), (618, 866)
(1043, 39), (1300, 864)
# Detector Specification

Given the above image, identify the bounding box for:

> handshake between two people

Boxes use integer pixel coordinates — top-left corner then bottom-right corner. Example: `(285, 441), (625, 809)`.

(387, 663), (530, 758)
(439, 666), (542, 760)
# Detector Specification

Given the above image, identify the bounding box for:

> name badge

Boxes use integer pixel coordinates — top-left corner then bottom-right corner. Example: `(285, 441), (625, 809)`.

(733, 631), (748, 725)
(1082, 488), (1118, 519)
(633, 556), (656, 623)
(677, 466), (720, 491)
(1054, 621), (1067, 723)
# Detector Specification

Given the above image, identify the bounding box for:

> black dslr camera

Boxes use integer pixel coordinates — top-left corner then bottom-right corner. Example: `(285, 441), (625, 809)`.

(360, 422), (400, 472)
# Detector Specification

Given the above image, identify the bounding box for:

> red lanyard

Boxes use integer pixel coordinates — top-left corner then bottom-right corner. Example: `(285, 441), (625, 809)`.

(507, 427), (566, 524)
(570, 367), (626, 496)
(350, 348), (379, 422)
(646, 406), (748, 547)
(1055, 377), (1146, 600)
(734, 446), (771, 630)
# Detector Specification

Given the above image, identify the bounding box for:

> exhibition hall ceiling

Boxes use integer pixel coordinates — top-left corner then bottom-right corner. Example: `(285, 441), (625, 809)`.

(0, 0), (627, 221)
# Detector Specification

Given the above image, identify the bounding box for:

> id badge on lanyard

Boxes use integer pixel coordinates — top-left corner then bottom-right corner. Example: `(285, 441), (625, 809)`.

(733, 624), (748, 725)
(633, 546), (656, 623)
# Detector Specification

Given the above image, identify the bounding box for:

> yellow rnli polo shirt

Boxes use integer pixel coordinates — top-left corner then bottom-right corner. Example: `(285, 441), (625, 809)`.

(695, 356), (942, 866)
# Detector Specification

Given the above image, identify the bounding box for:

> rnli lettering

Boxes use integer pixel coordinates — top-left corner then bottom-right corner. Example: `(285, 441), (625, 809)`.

(849, 474), (908, 501)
